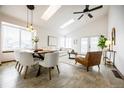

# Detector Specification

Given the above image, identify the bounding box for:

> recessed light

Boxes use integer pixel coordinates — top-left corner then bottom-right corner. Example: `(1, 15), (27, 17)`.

(41, 5), (61, 21)
(60, 19), (75, 29)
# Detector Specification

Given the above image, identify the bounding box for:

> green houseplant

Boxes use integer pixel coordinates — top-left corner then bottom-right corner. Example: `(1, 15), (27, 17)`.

(98, 35), (107, 50)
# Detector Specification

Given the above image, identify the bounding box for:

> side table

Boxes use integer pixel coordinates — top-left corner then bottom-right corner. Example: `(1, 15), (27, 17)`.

(104, 50), (116, 67)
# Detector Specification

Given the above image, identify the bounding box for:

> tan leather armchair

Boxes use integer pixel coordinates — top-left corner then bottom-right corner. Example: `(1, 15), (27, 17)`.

(75, 51), (102, 71)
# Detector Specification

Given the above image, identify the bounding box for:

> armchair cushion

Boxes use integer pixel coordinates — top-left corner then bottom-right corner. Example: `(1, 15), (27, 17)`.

(75, 56), (88, 66)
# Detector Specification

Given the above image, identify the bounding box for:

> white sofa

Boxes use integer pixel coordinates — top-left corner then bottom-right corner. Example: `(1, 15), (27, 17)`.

(59, 50), (68, 56)
(59, 48), (71, 57)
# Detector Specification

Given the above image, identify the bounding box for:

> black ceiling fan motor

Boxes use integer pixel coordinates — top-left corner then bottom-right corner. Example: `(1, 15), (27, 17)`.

(27, 5), (35, 10)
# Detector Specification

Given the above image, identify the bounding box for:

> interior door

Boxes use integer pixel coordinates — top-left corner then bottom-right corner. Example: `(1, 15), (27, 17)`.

(81, 38), (89, 54)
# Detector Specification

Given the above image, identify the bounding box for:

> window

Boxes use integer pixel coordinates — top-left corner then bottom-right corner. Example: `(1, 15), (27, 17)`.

(90, 37), (99, 51)
(59, 37), (72, 48)
(59, 37), (65, 48)
(1, 22), (33, 51)
(81, 36), (99, 54)
(21, 29), (33, 49)
(2, 25), (20, 50)
(65, 37), (72, 48)
(81, 37), (89, 54)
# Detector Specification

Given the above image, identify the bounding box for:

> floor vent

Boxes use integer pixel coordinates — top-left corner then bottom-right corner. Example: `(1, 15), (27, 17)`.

(112, 70), (123, 79)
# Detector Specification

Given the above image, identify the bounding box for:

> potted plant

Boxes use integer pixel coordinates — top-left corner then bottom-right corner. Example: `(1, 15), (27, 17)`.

(32, 36), (39, 49)
(98, 35), (107, 50)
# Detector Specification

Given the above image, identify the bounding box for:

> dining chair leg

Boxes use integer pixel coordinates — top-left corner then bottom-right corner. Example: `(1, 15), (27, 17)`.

(24, 66), (28, 79)
(19, 65), (23, 74)
(52, 67), (54, 69)
(48, 67), (51, 80)
(87, 67), (89, 72)
(56, 65), (60, 74)
(98, 65), (100, 70)
(15, 61), (19, 69)
(36, 65), (41, 77)
(17, 63), (20, 72)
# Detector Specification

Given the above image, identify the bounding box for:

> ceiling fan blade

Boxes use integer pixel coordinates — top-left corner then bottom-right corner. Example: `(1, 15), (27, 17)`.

(73, 11), (84, 14)
(89, 5), (103, 12)
(88, 13), (93, 18)
(78, 14), (84, 20)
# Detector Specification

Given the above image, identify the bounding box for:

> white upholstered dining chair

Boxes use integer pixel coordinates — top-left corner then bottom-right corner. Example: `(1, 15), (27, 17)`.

(19, 52), (38, 79)
(38, 52), (60, 80)
(14, 49), (21, 72)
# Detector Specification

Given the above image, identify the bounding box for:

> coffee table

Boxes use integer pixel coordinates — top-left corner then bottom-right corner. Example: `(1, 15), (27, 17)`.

(68, 52), (77, 59)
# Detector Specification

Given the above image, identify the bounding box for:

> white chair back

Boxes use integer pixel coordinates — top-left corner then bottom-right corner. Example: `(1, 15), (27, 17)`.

(39, 52), (59, 67)
(14, 49), (21, 62)
(19, 52), (35, 66)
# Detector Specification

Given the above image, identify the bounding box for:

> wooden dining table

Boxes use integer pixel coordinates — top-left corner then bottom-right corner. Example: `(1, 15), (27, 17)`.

(20, 49), (57, 54)
(36, 50), (57, 54)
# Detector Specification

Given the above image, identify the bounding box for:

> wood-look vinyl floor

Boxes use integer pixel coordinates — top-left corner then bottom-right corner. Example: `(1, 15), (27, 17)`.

(0, 56), (124, 88)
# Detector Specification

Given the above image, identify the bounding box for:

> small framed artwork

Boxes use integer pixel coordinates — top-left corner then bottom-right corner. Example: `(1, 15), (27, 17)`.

(48, 35), (57, 46)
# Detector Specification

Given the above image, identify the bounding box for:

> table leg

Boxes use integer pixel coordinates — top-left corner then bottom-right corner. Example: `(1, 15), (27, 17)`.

(104, 52), (107, 65)
(69, 53), (70, 59)
(113, 52), (116, 67)
(36, 65), (41, 77)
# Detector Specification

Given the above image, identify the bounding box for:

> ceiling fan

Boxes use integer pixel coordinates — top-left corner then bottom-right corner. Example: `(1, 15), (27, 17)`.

(73, 5), (103, 20)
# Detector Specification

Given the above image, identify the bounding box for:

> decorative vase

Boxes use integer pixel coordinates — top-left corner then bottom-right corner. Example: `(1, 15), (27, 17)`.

(34, 42), (38, 50)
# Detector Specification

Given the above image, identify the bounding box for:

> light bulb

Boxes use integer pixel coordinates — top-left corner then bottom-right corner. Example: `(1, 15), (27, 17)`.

(26, 27), (30, 31)
(30, 25), (33, 29)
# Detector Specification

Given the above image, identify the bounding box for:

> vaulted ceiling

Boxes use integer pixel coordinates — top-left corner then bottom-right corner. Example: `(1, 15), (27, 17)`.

(0, 5), (109, 35)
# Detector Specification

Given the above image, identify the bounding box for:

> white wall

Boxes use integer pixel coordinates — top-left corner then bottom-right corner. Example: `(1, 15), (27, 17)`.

(0, 22), (1, 64)
(36, 26), (62, 49)
(66, 15), (108, 53)
(108, 6), (124, 75)
(0, 13), (62, 62)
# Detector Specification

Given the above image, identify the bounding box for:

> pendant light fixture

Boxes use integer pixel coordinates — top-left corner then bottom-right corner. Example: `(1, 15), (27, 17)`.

(26, 5), (36, 32)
